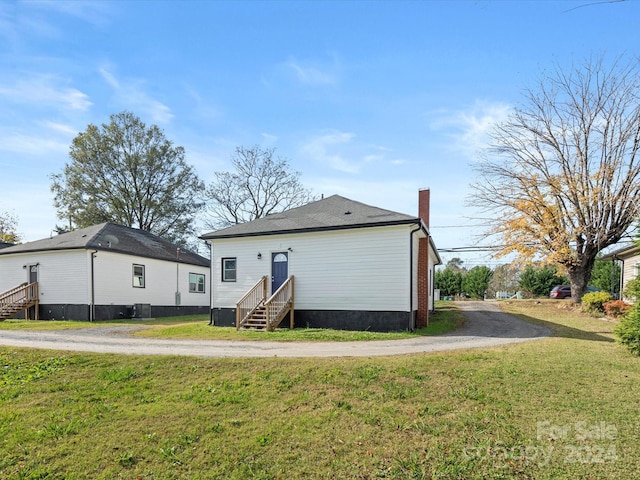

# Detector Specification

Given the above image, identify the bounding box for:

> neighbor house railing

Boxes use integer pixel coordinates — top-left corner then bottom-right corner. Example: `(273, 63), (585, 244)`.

(0, 282), (39, 321)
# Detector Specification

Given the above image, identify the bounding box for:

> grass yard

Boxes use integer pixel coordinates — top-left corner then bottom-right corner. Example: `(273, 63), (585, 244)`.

(0, 301), (462, 341)
(1, 300), (639, 479)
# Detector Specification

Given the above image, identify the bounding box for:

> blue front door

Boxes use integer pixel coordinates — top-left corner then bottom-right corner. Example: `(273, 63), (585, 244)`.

(271, 252), (288, 293)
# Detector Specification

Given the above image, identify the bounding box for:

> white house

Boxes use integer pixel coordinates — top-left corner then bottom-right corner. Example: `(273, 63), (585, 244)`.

(0, 223), (210, 321)
(602, 243), (640, 301)
(200, 189), (441, 331)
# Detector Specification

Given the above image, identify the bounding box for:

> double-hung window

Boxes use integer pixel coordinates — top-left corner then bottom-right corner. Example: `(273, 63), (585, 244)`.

(222, 258), (236, 282)
(189, 273), (206, 293)
(133, 264), (145, 288)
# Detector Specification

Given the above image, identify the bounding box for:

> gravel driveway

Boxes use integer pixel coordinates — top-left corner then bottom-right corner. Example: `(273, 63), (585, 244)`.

(0, 301), (551, 358)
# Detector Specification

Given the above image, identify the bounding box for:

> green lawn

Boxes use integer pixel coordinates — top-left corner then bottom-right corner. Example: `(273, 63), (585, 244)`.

(1, 300), (639, 479)
(0, 301), (462, 341)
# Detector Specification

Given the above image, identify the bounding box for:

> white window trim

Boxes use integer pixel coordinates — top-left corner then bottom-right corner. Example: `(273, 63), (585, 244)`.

(189, 272), (206, 293)
(222, 257), (236, 282)
(133, 264), (145, 288)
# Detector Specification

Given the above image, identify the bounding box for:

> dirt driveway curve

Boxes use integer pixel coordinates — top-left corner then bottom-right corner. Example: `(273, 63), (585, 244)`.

(0, 301), (551, 358)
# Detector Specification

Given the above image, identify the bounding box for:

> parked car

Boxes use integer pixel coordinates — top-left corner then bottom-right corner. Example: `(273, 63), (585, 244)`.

(550, 285), (572, 299)
(549, 285), (601, 299)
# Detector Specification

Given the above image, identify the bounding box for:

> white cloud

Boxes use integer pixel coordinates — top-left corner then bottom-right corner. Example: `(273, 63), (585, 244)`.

(40, 121), (78, 136)
(25, 0), (114, 27)
(299, 130), (360, 173)
(428, 100), (512, 160)
(0, 75), (92, 111)
(0, 130), (69, 156)
(299, 130), (400, 174)
(98, 66), (173, 124)
(261, 132), (278, 144)
(284, 58), (338, 86)
(182, 84), (223, 121)
(98, 66), (119, 89)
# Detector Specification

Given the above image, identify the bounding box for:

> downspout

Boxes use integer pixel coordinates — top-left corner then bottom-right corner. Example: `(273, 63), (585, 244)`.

(617, 255), (624, 300)
(409, 223), (422, 331)
(176, 247), (181, 308)
(207, 241), (214, 326)
(611, 255), (616, 299)
(90, 250), (98, 322)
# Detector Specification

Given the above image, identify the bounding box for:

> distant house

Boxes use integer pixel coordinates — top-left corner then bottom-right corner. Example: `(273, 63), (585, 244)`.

(602, 243), (640, 301)
(0, 223), (210, 321)
(200, 189), (441, 331)
(0, 241), (13, 249)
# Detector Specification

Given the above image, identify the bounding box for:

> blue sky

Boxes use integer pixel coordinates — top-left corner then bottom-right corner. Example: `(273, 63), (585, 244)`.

(1, 0), (638, 265)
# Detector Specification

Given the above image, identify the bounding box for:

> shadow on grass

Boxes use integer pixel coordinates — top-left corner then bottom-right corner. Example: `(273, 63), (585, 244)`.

(448, 300), (615, 344)
(509, 312), (615, 343)
(491, 299), (616, 343)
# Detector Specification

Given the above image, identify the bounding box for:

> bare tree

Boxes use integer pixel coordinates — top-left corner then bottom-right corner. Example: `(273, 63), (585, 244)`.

(205, 145), (315, 228)
(471, 55), (640, 302)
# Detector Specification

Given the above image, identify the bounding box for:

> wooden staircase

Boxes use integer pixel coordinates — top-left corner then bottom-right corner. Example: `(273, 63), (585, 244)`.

(0, 282), (39, 321)
(236, 276), (294, 331)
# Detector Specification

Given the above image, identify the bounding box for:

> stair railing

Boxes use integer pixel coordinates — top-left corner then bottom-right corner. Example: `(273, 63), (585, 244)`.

(264, 275), (294, 331)
(0, 282), (39, 321)
(236, 276), (267, 329)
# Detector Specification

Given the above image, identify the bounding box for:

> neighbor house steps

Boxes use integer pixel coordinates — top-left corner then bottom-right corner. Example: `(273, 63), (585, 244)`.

(0, 282), (39, 321)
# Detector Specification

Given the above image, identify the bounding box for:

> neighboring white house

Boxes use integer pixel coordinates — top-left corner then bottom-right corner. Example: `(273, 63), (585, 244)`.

(602, 243), (640, 301)
(0, 223), (210, 321)
(200, 189), (441, 331)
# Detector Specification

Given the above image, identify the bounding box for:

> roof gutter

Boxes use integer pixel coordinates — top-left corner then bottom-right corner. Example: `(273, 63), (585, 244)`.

(200, 218), (425, 240)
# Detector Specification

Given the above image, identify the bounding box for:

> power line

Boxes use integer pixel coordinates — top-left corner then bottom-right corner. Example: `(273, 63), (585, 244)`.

(430, 224), (493, 229)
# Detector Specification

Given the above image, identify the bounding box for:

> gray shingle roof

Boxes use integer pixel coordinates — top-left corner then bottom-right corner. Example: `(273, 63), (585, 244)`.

(600, 242), (640, 260)
(0, 223), (209, 267)
(201, 195), (421, 239)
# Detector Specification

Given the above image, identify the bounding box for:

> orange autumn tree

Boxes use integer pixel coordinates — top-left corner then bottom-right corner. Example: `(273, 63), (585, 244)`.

(471, 55), (640, 303)
(0, 211), (21, 244)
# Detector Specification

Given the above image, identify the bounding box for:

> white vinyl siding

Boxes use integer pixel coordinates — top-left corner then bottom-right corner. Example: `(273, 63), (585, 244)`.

(0, 248), (210, 313)
(92, 250), (209, 307)
(0, 250), (89, 304)
(211, 225), (415, 312)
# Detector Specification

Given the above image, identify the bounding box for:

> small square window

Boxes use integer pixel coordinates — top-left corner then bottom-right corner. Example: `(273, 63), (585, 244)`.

(189, 273), (206, 293)
(222, 258), (236, 282)
(133, 264), (145, 288)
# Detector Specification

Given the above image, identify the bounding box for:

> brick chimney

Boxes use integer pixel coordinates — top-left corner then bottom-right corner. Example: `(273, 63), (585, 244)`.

(416, 188), (431, 328)
(418, 188), (430, 229)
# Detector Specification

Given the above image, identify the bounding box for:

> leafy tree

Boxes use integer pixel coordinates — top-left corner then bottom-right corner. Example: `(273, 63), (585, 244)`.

(488, 264), (520, 298)
(445, 257), (466, 273)
(590, 257), (621, 297)
(518, 264), (567, 297)
(624, 277), (640, 301)
(205, 145), (315, 229)
(462, 266), (493, 299)
(435, 268), (463, 297)
(51, 111), (204, 245)
(614, 303), (640, 356)
(471, 55), (640, 303)
(0, 211), (21, 244)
